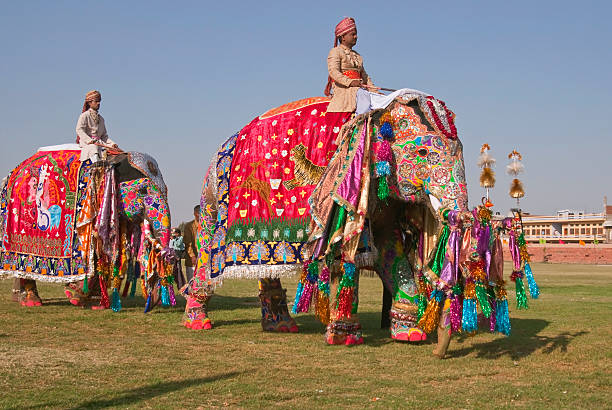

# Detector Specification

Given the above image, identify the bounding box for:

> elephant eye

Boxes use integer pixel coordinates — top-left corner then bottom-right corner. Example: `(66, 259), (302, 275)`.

(139, 187), (147, 195)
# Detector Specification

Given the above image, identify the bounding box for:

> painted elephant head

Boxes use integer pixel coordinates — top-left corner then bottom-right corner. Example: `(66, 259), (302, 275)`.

(116, 152), (171, 248)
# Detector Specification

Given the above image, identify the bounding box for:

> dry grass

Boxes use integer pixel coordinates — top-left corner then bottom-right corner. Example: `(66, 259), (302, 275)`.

(1, 262), (611, 409)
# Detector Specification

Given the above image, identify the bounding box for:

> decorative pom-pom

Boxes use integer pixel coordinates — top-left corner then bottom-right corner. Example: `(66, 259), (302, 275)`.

(380, 122), (394, 139)
(524, 263), (540, 299)
(375, 161), (391, 177)
(379, 112), (394, 126)
(509, 178), (524, 199)
(376, 140), (393, 163)
(479, 167), (496, 188)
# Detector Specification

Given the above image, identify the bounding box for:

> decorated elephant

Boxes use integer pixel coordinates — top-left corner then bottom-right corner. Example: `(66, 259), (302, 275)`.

(0, 144), (175, 311)
(183, 91), (539, 356)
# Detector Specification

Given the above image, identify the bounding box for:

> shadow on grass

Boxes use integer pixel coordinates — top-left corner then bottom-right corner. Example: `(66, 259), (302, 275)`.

(57, 372), (243, 409)
(449, 318), (588, 360)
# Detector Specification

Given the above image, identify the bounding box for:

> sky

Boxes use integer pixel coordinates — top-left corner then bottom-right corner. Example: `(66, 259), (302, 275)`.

(1, 1), (610, 224)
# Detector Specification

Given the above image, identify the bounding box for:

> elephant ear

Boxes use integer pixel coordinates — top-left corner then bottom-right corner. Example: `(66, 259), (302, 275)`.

(126, 152), (168, 199)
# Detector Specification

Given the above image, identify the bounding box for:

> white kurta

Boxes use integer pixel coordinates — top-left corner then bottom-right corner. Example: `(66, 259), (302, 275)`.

(76, 109), (115, 161)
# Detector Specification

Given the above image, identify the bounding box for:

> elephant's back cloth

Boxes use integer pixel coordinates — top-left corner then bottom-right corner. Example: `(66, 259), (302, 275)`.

(199, 97), (352, 282)
(0, 147), (90, 282)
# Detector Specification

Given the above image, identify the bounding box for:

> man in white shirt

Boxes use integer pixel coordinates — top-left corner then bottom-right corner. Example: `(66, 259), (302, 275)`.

(76, 90), (119, 162)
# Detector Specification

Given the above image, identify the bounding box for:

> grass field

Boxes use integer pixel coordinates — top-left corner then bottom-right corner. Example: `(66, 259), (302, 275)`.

(1, 262), (611, 409)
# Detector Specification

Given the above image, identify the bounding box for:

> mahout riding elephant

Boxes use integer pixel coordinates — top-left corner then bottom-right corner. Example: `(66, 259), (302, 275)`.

(183, 91), (538, 356)
(0, 145), (175, 311)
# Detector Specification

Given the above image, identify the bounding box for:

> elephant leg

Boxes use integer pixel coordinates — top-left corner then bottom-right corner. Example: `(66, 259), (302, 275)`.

(325, 268), (363, 346)
(64, 280), (88, 306)
(182, 287), (213, 330)
(21, 279), (42, 307)
(12, 278), (24, 303)
(390, 301), (426, 342)
(432, 301), (452, 359)
(259, 278), (298, 333)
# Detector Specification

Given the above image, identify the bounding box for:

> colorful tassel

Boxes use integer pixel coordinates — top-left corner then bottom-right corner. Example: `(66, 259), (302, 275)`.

(111, 288), (122, 312)
(168, 284), (176, 306)
(475, 282), (492, 318)
(511, 271), (528, 309)
(495, 299), (511, 335)
(99, 276), (110, 309)
(82, 275), (89, 294)
(377, 177), (389, 201)
(161, 284), (170, 306)
(416, 294), (427, 321)
(417, 289), (444, 333)
(524, 263), (540, 299)
(336, 262), (356, 319)
(462, 298), (478, 332)
(429, 225), (450, 274)
(449, 294), (463, 332)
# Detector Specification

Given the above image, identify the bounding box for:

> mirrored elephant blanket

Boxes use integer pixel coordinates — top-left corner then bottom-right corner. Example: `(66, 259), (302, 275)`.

(197, 97), (352, 284)
(0, 149), (90, 282)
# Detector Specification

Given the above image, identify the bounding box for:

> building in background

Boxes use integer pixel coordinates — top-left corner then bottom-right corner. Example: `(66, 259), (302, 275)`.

(521, 197), (612, 244)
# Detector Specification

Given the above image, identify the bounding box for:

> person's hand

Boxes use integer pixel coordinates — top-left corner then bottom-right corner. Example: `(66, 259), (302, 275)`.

(349, 79), (362, 87)
(112, 144), (119, 148)
(363, 84), (382, 94)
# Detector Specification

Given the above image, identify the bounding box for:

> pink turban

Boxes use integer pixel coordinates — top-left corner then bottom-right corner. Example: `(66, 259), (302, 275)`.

(334, 17), (356, 46)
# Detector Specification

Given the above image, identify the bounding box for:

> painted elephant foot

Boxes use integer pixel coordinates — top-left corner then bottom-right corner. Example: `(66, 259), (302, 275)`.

(325, 320), (363, 346)
(64, 283), (87, 306)
(261, 314), (299, 333)
(20, 280), (42, 307)
(391, 327), (427, 342)
(259, 278), (298, 333)
(182, 293), (212, 330)
(389, 303), (426, 342)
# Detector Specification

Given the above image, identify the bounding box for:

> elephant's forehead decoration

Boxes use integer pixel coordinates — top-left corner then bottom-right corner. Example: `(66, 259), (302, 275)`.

(127, 152), (168, 200)
(386, 97), (467, 211)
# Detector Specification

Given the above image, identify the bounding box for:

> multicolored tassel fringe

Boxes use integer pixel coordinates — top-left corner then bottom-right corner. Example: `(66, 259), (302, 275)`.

(511, 270), (528, 309)
(417, 289), (444, 333)
(336, 262), (356, 319)
(524, 262), (540, 299)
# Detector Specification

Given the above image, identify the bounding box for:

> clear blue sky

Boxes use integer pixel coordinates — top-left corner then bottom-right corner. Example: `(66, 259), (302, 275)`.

(1, 1), (610, 224)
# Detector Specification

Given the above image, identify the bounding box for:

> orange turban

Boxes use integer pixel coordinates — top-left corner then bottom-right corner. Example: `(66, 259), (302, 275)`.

(82, 90), (101, 112)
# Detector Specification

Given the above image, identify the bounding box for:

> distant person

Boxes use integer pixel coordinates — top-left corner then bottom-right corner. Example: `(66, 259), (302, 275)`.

(324, 17), (378, 113)
(169, 228), (185, 257)
(76, 90), (119, 162)
(169, 227), (186, 288)
(183, 205), (201, 282)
